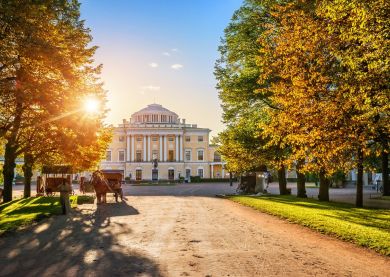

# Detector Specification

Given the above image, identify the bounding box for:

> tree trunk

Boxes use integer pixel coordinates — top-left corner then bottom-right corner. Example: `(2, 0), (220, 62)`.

(296, 159), (307, 198)
(3, 90), (23, 203)
(278, 165), (288, 195)
(382, 149), (389, 196)
(23, 153), (34, 198)
(356, 148), (364, 207)
(2, 142), (17, 202)
(318, 169), (329, 201)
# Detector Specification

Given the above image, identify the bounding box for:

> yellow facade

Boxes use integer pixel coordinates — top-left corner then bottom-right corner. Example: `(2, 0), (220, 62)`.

(100, 104), (226, 181)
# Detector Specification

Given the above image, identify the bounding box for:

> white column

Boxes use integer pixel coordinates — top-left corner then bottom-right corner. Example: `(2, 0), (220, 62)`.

(164, 136), (168, 162)
(147, 136), (151, 161)
(222, 167), (225, 179)
(143, 136), (147, 162)
(211, 165), (214, 179)
(159, 135), (163, 161)
(175, 135), (179, 161)
(179, 135), (183, 161)
(131, 136), (135, 162)
(126, 135), (130, 161)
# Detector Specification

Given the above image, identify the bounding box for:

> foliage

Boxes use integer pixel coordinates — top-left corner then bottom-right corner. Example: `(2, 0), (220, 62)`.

(214, 0), (290, 174)
(190, 176), (201, 183)
(0, 0), (112, 201)
(258, 1), (352, 175)
(228, 195), (390, 255)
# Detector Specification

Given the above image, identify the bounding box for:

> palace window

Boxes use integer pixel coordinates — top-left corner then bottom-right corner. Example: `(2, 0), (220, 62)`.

(119, 136), (124, 142)
(152, 136), (158, 141)
(168, 150), (174, 162)
(197, 150), (204, 161)
(136, 151), (142, 162)
(106, 151), (112, 162)
(136, 137), (142, 142)
(214, 152), (221, 162)
(118, 150), (125, 162)
(185, 150), (191, 161)
(198, 168), (204, 178)
(136, 169), (142, 181)
(168, 169), (174, 180)
(198, 136), (204, 142)
(168, 137), (174, 142)
(185, 136), (191, 142)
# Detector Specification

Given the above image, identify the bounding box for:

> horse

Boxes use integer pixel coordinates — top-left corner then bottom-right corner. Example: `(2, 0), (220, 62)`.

(90, 170), (123, 203)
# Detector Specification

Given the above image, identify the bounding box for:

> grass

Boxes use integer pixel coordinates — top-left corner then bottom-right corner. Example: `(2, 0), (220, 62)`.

(370, 195), (390, 201)
(228, 195), (390, 256)
(0, 195), (94, 235)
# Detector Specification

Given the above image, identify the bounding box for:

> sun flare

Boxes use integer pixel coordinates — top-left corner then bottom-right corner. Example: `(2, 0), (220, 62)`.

(84, 98), (100, 114)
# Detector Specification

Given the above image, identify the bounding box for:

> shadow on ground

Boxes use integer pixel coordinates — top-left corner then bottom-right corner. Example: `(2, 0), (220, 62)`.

(0, 200), (163, 277)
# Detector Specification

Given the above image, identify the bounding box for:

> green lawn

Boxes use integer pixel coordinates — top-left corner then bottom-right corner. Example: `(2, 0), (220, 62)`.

(0, 195), (94, 235)
(228, 195), (390, 256)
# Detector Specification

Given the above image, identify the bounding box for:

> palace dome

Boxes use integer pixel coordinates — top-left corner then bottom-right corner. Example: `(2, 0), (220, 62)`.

(130, 104), (179, 124)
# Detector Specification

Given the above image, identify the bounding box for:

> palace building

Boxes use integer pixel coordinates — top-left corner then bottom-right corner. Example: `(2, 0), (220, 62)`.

(100, 104), (226, 181)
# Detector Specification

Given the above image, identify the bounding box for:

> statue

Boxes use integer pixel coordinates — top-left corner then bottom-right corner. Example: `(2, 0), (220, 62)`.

(152, 158), (158, 169)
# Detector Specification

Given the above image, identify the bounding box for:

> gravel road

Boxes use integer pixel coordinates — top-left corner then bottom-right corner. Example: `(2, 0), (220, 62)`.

(0, 184), (389, 276)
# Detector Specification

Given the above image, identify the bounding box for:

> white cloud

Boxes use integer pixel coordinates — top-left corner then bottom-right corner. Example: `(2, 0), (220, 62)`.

(171, 64), (183, 70)
(171, 48), (179, 52)
(162, 52), (170, 56)
(148, 62), (159, 68)
(141, 85), (160, 91)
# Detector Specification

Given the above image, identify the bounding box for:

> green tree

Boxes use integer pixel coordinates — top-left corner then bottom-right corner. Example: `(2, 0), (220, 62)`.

(215, 0), (292, 195)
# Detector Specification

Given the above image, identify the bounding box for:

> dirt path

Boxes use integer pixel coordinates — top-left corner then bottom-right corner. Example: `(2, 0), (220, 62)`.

(0, 195), (389, 276)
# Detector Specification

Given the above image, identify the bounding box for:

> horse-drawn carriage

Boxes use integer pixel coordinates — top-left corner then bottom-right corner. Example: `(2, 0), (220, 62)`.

(83, 170), (124, 203)
(37, 165), (73, 196)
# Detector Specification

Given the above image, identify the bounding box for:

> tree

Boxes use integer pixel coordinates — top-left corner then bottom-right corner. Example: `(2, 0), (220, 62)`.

(215, 0), (292, 195)
(257, 1), (344, 201)
(318, 0), (390, 197)
(20, 121), (112, 198)
(0, 0), (110, 202)
(258, 0), (389, 206)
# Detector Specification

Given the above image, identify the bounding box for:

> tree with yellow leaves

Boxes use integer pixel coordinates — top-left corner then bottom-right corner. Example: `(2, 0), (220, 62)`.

(258, 0), (389, 206)
(318, 0), (390, 197)
(0, 0), (111, 202)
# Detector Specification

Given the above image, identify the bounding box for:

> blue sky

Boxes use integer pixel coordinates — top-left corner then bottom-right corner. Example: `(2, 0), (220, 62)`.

(80, 0), (243, 137)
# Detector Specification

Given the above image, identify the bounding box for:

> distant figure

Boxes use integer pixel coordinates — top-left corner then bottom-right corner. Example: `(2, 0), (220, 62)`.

(264, 171), (272, 192)
(112, 180), (124, 203)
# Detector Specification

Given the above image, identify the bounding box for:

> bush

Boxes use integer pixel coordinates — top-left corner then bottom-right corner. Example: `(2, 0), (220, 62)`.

(190, 176), (201, 183)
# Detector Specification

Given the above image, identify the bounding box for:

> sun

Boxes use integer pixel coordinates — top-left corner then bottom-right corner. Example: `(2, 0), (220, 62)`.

(84, 97), (100, 114)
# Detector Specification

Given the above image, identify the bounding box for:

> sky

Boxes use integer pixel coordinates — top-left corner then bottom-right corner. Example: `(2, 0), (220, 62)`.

(80, 0), (243, 138)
